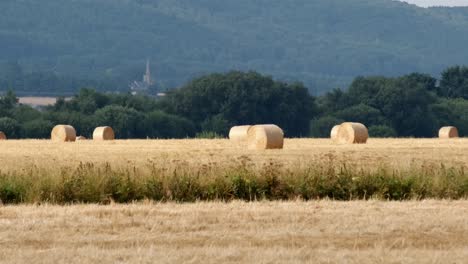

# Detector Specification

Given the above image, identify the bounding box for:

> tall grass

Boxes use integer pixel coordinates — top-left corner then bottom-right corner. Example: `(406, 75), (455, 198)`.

(0, 162), (466, 204)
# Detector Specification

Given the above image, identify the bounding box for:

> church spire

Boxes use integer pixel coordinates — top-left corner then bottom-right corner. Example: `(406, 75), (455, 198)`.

(143, 59), (152, 85)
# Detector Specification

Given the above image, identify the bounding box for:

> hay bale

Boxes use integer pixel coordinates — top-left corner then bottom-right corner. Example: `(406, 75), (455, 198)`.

(336, 122), (368, 144)
(76, 136), (87, 141)
(51, 125), (76, 142)
(247, 124), (284, 150)
(330, 125), (341, 141)
(229, 125), (252, 143)
(93, 126), (115, 140)
(439, 126), (459, 139)
(0, 131), (6, 140)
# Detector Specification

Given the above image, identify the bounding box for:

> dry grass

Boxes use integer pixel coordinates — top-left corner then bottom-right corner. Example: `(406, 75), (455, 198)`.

(0, 139), (467, 262)
(18, 97), (59, 106)
(0, 138), (467, 172)
(0, 201), (467, 263)
(18, 97), (72, 106)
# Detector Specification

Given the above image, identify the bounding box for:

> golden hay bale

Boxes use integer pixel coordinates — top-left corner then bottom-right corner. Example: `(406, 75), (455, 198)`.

(336, 122), (368, 144)
(51, 125), (76, 142)
(93, 126), (115, 140)
(229, 125), (252, 143)
(439, 126), (459, 139)
(0, 131), (6, 140)
(76, 136), (87, 141)
(330, 125), (341, 141)
(247, 124), (284, 150)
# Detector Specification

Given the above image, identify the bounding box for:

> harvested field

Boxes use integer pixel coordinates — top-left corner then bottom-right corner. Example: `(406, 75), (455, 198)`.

(0, 139), (467, 263)
(18, 97), (58, 106)
(18, 97), (72, 106)
(0, 138), (467, 203)
(0, 201), (467, 263)
(0, 138), (467, 170)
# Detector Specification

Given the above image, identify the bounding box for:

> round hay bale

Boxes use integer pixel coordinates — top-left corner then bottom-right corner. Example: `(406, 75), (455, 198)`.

(229, 125), (252, 143)
(247, 124), (284, 150)
(336, 122), (368, 144)
(51, 125), (76, 142)
(330, 125), (341, 141)
(76, 136), (87, 141)
(93, 126), (115, 140)
(439, 126), (459, 139)
(0, 131), (6, 140)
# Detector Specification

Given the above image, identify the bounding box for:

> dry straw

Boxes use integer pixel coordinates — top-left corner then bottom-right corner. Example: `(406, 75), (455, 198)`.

(336, 122), (368, 144)
(229, 125), (252, 143)
(76, 136), (87, 141)
(0, 131), (6, 140)
(330, 125), (341, 141)
(247, 124), (284, 150)
(93, 126), (115, 140)
(439, 126), (459, 139)
(51, 125), (76, 142)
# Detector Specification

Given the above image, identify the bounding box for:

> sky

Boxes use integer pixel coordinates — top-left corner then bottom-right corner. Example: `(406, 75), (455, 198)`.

(400, 0), (468, 7)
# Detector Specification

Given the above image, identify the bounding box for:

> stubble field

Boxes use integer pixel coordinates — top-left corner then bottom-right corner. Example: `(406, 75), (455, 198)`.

(0, 138), (467, 263)
(0, 138), (467, 203)
(1, 201), (468, 263)
(1, 138), (467, 170)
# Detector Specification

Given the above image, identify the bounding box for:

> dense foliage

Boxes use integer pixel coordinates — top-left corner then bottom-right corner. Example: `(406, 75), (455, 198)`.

(0, 162), (467, 204)
(312, 68), (468, 137)
(2, 0), (468, 93)
(162, 71), (315, 137)
(0, 68), (467, 139)
(0, 71), (316, 138)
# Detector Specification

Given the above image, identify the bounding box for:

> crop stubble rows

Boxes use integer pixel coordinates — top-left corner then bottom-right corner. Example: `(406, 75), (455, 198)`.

(1, 138), (467, 170)
(0, 138), (467, 203)
(0, 201), (467, 263)
(0, 139), (467, 263)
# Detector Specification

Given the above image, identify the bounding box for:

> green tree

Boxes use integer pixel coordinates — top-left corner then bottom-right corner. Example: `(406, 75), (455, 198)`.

(368, 125), (397, 138)
(372, 78), (436, 137)
(21, 119), (54, 139)
(11, 105), (41, 122)
(144, 111), (195, 138)
(335, 104), (385, 127)
(431, 98), (468, 137)
(65, 113), (97, 138)
(402, 73), (437, 93)
(201, 114), (229, 135)
(318, 88), (351, 114)
(0, 117), (20, 138)
(163, 71), (316, 137)
(343, 75), (437, 137)
(94, 105), (144, 139)
(439, 66), (468, 99)
(347, 76), (390, 106)
(0, 90), (18, 117)
(309, 115), (344, 138)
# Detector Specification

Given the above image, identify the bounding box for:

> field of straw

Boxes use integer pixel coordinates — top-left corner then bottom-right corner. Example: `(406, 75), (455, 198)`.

(1, 201), (467, 263)
(1, 138), (467, 170)
(18, 97), (59, 106)
(0, 138), (467, 203)
(0, 138), (467, 263)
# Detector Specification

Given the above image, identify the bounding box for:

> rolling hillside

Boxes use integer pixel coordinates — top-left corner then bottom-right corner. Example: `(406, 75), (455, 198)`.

(1, 0), (468, 94)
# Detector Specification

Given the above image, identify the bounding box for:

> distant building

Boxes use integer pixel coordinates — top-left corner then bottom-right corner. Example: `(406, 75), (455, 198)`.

(130, 59), (154, 95)
(143, 59), (153, 85)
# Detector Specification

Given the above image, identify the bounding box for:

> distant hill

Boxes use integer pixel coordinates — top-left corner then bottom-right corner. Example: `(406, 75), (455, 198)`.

(1, 0), (468, 94)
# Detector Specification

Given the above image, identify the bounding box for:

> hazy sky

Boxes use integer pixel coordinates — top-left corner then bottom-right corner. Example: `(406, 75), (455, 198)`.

(400, 0), (468, 7)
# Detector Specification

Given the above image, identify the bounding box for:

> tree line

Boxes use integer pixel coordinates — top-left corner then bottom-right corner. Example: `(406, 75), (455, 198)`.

(0, 66), (467, 139)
